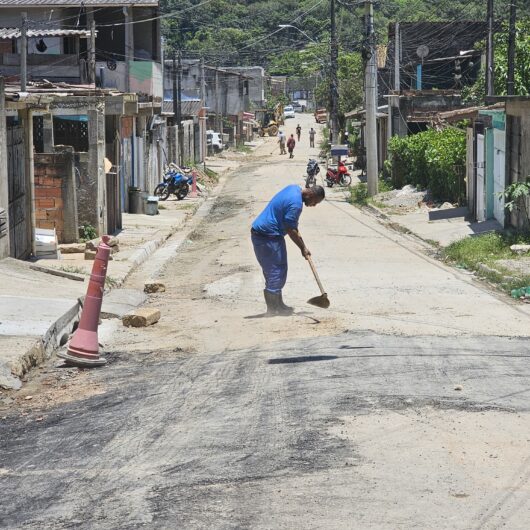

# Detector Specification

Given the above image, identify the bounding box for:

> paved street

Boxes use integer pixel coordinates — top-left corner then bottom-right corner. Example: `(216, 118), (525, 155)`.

(1, 114), (530, 529)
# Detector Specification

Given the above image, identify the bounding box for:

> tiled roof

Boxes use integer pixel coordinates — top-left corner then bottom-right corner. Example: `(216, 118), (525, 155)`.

(0, 1), (158, 6)
(0, 27), (93, 38)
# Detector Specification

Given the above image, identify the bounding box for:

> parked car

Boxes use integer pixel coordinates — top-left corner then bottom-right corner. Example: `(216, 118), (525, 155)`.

(206, 130), (224, 153)
(292, 102), (303, 113)
(283, 105), (295, 119)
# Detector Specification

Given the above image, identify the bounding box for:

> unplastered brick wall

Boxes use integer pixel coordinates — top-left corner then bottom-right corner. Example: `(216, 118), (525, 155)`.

(34, 152), (78, 243)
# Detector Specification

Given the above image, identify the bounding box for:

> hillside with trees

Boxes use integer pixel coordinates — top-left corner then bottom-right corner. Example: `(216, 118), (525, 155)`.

(161, 0), (530, 110)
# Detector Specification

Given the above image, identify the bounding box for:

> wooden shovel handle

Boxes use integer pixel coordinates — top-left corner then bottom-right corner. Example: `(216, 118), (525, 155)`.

(307, 255), (326, 295)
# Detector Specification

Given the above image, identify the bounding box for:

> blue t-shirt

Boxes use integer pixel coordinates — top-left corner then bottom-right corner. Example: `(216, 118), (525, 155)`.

(252, 185), (303, 236)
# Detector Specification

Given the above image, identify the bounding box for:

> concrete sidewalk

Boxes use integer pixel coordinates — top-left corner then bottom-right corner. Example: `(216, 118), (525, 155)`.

(384, 206), (503, 247)
(0, 155), (247, 391)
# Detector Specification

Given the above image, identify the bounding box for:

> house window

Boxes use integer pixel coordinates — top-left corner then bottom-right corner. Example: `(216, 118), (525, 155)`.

(243, 80), (249, 96)
(63, 36), (77, 55)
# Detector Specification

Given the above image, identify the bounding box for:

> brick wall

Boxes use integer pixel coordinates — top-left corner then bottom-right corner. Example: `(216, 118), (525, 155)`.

(34, 152), (78, 243)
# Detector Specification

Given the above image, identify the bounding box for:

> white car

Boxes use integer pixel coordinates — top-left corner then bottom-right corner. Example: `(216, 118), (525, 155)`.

(283, 105), (295, 119)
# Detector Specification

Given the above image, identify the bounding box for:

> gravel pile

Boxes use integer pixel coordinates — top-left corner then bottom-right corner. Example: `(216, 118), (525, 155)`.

(376, 185), (431, 210)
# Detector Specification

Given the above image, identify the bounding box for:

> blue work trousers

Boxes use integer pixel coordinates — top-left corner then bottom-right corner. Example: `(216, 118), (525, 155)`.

(251, 233), (288, 293)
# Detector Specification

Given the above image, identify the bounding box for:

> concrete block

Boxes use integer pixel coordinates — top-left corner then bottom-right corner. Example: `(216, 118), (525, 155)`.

(0, 364), (22, 390)
(86, 236), (119, 251)
(144, 281), (166, 293)
(59, 243), (86, 254)
(122, 308), (161, 327)
(510, 244), (530, 255)
(101, 289), (147, 319)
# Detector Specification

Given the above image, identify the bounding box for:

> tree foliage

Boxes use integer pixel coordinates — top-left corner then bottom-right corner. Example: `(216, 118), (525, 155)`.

(160, 1), (530, 118)
(388, 128), (467, 203)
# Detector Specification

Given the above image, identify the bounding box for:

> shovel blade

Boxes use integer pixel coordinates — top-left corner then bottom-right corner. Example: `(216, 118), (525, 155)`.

(307, 293), (330, 309)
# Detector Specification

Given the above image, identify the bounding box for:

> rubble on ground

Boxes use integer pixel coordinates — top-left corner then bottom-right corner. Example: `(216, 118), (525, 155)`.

(376, 185), (431, 211)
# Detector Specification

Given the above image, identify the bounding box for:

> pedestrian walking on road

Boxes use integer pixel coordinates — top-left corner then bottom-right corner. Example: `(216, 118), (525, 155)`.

(296, 124), (301, 142)
(309, 127), (316, 148)
(278, 131), (286, 154)
(251, 184), (325, 315)
(287, 134), (296, 158)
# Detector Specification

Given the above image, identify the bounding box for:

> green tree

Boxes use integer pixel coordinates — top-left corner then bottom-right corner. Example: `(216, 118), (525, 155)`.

(463, 17), (530, 103)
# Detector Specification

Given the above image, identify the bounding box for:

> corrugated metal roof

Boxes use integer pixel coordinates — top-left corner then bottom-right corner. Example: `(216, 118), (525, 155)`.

(0, 1), (157, 6)
(0, 27), (93, 38)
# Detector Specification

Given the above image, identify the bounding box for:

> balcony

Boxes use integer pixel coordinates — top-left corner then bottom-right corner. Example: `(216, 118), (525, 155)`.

(97, 60), (162, 100)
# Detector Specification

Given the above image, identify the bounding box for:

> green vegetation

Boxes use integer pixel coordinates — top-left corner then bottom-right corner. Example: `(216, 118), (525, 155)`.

(105, 276), (119, 289)
(58, 265), (87, 275)
(78, 224), (97, 243)
(463, 17), (530, 104)
(160, 1), (510, 113)
(443, 232), (530, 292)
(387, 128), (466, 203)
(350, 179), (392, 207)
(235, 144), (252, 154)
(444, 232), (514, 270)
(499, 178), (530, 228)
(204, 167), (219, 182)
(350, 183), (368, 206)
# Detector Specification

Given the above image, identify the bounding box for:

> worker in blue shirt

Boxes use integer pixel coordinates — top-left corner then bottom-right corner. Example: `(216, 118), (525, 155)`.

(251, 184), (325, 315)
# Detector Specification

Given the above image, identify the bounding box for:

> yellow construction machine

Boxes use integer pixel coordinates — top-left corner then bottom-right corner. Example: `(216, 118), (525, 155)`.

(254, 103), (284, 137)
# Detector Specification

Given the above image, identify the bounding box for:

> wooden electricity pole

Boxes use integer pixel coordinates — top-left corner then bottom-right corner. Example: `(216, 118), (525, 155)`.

(507, 0), (517, 95)
(365, 0), (378, 197)
(485, 0), (495, 96)
(21, 12), (27, 91)
(330, 0), (339, 143)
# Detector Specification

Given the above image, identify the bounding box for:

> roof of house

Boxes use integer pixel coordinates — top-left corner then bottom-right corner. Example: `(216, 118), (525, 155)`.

(436, 103), (504, 122)
(0, 27), (93, 38)
(0, 0), (158, 6)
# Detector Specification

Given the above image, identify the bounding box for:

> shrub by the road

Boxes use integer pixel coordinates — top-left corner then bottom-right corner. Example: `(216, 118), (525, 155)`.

(388, 128), (466, 203)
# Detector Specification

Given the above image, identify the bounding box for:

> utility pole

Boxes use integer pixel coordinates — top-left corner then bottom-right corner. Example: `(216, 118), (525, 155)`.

(364, 0), (378, 197)
(200, 56), (206, 103)
(176, 50), (184, 166)
(507, 0), (517, 95)
(485, 0), (495, 96)
(215, 65), (220, 132)
(172, 52), (178, 122)
(90, 18), (96, 86)
(200, 56), (207, 165)
(330, 0), (339, 143)
(172, 51), (179, 164)
(20, 12), (27, 91)
(388, 21), (400, 142)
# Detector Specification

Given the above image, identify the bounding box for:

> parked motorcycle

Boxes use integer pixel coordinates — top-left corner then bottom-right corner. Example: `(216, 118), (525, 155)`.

(325, 161), (352, 187)
(304, 159), (320, 188)
(154, 166), (190, 200)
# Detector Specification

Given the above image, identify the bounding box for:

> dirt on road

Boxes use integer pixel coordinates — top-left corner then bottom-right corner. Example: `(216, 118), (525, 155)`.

(2, 114), (530, 529)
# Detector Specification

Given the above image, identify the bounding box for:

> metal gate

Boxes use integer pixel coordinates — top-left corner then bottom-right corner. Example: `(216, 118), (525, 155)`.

(106, 171), (121, 235)
(7, 124), (30, 259)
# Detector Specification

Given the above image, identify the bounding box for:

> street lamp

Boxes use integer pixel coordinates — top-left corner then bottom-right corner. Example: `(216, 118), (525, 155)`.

(277, 24), (318, 45)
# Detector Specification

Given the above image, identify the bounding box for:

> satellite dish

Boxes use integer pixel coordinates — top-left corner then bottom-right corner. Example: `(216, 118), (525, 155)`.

(416, 45), (429, 60)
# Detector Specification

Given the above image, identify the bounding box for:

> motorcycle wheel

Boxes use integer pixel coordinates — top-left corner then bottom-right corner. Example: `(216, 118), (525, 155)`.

(176, 183), (189, 200)
(154, 183), (170, 201)
(325, 179), (334, 188)
(340, 175), (352, 186)
(305, 175), (315, 188)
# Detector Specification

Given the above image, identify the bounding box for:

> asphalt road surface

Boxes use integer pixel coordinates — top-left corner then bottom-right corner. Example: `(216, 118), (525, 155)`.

(1, 114), (529, 529)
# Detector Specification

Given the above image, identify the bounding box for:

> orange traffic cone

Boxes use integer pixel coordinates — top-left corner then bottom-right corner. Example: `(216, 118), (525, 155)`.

(57, 235), (111, 367)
